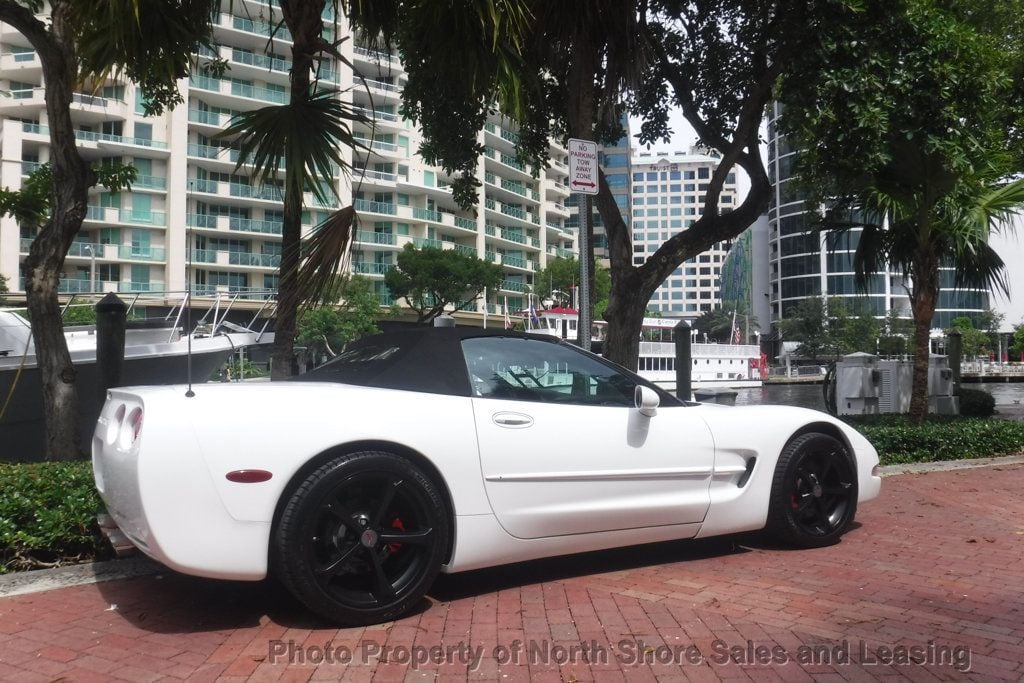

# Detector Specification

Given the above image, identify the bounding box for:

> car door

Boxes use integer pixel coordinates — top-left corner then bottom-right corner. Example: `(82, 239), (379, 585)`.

(463, 335), (716, 539)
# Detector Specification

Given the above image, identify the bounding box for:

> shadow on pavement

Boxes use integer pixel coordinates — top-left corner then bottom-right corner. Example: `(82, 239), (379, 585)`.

(96, 534), (748, 634)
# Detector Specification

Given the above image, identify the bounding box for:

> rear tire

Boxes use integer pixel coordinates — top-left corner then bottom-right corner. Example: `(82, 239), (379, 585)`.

(766, 433), (858, 548)
(274, 451), (448, 625)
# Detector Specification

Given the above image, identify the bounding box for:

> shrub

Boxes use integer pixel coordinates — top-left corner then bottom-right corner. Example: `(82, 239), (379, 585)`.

(0, 461), (110, 574)
(846, 415), (1024, 465)
(959, 387), (995, 417)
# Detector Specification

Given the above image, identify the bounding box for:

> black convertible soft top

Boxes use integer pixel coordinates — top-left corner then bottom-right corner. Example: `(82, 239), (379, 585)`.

(293, 327), (562, 397)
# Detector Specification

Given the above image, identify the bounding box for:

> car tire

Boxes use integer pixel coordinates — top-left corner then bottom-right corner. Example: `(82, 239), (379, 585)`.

(766, 432), (858, 548)
(274, 451), (448, 625)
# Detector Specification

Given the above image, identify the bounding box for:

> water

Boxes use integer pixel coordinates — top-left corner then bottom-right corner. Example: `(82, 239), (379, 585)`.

(733, 382), (1024, 410)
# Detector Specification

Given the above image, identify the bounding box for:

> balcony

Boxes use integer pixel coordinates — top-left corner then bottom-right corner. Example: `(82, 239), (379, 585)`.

(84, 206), (167, 226)
(21, 122), (169, 149)
(353, 135), (399, 155)
(362, 78), (401, 94)
(355, 230), (397, 246)
(412, 207), (444, 223)
(352, 261), (392, 275)
(117, 281), (165, 293)
(354, 199), (397, 215)
(231, 15), (293, 41)
(133, 174), (167, 191)
(231, 48), (290, 74)
(230, 183), (284, 202)
(118, 246), (166, 261)
(500, 279), (528, 293)
(354, 45), (400, 65)
(191, 250), (280, 268)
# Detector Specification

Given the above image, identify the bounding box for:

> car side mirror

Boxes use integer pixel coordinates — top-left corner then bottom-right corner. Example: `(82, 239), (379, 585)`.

(634, 385), (659, 417)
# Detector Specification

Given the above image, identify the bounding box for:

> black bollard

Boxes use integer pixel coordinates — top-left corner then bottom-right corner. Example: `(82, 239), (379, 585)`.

(674, 320), (692, 401)
(95, 293), (127, 407)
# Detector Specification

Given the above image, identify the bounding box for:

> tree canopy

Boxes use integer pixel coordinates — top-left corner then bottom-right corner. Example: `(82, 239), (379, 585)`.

(297, 275), (381, 363)
(532, 257), (610, 310)
(384, 244), (504, 322)
(366, 0), (876, 369)
(777, 0), (1024, 421)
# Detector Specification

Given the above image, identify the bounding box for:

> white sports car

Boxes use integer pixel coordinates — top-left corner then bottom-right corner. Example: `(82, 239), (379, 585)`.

(93, 327), (881, 625)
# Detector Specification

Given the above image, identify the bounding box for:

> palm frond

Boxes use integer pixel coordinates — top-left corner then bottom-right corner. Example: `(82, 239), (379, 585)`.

(951, 242), (1009, 297)
(218, 90), (368, 204)
(297, 206), (356, 308)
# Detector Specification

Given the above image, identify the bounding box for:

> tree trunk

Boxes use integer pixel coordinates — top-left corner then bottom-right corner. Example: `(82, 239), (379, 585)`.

(602, 267), (647, 370)
(5, 1), (96, 459)
(908, 249), (939, 424)
(271, 0), (325, 379)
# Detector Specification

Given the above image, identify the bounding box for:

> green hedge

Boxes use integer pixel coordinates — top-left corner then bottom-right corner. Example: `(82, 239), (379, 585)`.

(847, 415), (1024, 465)
(0, 461), (110, 574)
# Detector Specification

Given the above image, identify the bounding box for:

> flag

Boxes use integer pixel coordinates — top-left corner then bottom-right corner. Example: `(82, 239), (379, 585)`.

(504, 296), (512, 329)
(733, 326), (741, 344)
(528, 295), (540, 329)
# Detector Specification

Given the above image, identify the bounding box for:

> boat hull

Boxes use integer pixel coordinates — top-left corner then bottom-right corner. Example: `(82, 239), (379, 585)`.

(0, 346), (233, 462)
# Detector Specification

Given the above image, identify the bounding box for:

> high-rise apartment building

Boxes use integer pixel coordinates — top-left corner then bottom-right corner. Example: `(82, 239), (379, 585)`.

(0, 5), (578, 316)
(629, 147), (738, 317)
(765, 102), (989, 328)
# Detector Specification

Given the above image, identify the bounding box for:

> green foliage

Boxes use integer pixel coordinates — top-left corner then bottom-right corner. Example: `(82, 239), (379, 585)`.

(1011, 324), (1024, 359)
(0, 162), (137, 232)
(0, 274), (7, 305)
(849, 415), (1024, 465)
(297, 276), (381, 360)
(0, 462), (110, 573)
(877, 310), (915, 356)
(533, 257), (610, 310)
(959, 388), (996, 418)
(384, 244), (503, 322)
(61, 306), (97, 326)
(780, 298), (887, 358)
(70, 0), (220, 115)
(947, 317), (991, 359)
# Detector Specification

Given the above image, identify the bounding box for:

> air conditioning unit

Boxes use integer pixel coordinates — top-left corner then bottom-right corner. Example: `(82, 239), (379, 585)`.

(836, 352), (880, 416)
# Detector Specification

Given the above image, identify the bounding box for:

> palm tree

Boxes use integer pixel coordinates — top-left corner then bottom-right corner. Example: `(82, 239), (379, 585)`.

(843, 165), (1024, 423)
(220, 0), (362, 379)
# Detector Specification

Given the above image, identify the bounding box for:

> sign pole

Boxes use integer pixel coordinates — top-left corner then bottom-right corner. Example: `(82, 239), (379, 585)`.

(568, 138), (598, 352)
(579, 195), (592, 351)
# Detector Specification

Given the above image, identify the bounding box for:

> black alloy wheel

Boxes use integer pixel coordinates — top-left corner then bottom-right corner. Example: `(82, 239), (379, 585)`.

(275, 451), (448, 625)
(766, 432), (858, 548)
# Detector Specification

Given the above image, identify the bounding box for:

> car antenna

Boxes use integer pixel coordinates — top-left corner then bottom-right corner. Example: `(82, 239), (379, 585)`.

(185, 192), (195, 398)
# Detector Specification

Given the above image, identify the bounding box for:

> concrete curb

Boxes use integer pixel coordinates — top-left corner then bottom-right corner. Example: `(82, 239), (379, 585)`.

(2, 455), (1023, 599)
(0, 556), (162, 598)
(879, 453), (1024, 477)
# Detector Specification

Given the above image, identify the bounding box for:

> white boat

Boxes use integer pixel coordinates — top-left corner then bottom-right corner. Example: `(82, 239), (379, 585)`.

(524, 307), (765, 391)
(0, 302), (273, 461)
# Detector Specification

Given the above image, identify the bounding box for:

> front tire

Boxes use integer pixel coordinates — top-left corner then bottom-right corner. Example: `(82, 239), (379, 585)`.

(274, 451), (448, 625)
(766, 433), (858, 548)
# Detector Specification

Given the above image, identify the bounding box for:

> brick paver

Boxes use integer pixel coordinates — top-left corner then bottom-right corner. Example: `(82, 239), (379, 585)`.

(2, 464), (1023, 681)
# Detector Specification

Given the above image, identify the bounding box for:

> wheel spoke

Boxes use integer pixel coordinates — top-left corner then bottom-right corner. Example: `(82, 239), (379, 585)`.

(813, 498), (829, 529)
(795, 494), (815, 513)
(379, 528), (434, 546)
(367, 550), (396, 600)
(325, 501), (363, 534)
(372, 478), (403, 528)
(820, 457), (834, 481)
(315, 543), (360, 577)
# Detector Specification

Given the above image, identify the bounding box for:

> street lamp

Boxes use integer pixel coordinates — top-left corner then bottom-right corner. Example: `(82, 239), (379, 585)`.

(82, 243), (96, 293)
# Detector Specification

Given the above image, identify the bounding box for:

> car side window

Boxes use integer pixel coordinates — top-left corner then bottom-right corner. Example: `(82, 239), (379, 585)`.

(461, 336), (636, 407)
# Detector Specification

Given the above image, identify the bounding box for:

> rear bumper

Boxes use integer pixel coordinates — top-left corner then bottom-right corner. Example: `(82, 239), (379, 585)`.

(92, 390), (270, 581)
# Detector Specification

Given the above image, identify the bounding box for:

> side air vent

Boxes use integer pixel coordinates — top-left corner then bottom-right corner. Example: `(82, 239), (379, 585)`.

(736, 457), (756, 488)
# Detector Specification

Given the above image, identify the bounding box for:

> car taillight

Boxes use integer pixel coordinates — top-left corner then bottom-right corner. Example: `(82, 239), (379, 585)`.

(119, 407), (143, 449)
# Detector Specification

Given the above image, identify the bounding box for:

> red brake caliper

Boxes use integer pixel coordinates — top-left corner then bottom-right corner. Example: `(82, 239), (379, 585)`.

(388, 517), (405, 552)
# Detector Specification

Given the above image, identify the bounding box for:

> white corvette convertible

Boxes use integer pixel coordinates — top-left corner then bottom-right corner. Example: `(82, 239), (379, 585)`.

(93, 327), (880, 624)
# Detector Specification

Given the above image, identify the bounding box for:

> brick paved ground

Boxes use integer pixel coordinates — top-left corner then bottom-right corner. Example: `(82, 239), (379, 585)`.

(1, 464), (1023, 682)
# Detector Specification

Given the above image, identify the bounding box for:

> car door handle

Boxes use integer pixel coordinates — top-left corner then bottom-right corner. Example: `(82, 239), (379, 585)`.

(492, 412), (534, 428)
